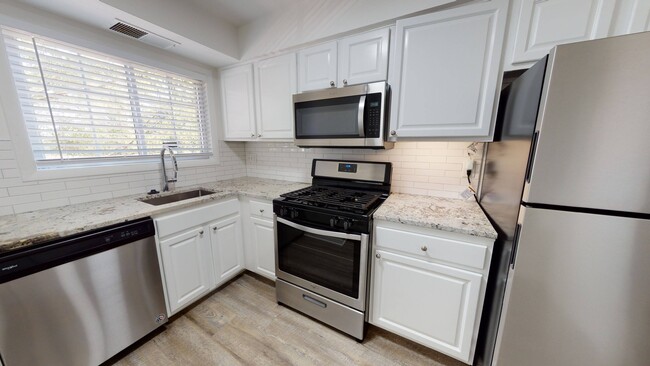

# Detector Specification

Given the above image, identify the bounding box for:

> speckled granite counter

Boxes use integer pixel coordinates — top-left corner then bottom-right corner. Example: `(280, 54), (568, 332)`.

(374, 193), (497, 239)
(0, 177), (309, 254)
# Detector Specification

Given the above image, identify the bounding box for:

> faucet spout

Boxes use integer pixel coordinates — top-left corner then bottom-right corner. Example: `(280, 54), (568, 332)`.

(160, 142), (178, 192)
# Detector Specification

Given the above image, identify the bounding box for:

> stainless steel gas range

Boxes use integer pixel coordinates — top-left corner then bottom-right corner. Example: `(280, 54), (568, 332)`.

(273, 159), (392, 340)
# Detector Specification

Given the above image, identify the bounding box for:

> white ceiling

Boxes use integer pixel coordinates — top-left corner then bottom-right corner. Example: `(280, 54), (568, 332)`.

(181, 0), (303, 27)
(14, 0), (308, 68)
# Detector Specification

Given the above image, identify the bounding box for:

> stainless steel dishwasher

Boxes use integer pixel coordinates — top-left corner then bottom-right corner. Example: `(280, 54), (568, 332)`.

(0, 217), (167, 366)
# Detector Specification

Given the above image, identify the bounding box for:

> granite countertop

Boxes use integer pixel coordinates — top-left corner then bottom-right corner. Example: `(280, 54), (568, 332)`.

(374, 193), (497, 239)
(0, 177), (309, 255)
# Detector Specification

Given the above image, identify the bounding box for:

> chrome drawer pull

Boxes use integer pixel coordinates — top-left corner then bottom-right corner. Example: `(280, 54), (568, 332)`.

(302, 294), (327, 308)
(421, 245), (428, 252)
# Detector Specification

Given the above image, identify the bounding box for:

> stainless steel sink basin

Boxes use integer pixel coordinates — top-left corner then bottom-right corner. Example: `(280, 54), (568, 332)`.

(140, 189), (216, 206)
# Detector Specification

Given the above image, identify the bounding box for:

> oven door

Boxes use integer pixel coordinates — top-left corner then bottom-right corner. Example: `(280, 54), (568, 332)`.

(274, 216), (369, 311)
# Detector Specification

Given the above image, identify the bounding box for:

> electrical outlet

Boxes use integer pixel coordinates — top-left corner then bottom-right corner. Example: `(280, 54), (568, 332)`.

(247, 154), (257, 165)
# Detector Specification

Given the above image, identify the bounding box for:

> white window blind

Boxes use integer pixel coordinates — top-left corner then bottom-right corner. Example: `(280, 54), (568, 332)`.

(1, 27), (212, 166)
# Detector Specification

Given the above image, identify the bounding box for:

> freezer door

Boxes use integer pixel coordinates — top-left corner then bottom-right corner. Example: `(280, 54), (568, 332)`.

(524, 32), (650, 214)
(495, 207), (650, 366)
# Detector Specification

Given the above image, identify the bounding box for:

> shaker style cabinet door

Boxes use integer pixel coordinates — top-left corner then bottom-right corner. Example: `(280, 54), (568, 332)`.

(254, 53), (297, 139)
(250, 217), (276, 280)
(338, 28), (389, 87)
(209, 215), (244, 287)
(371, 249), (482, 363)
(389, 0), (509, 139)
(220, 64), (257, 140)
(159, 227), (213, 315)
(509, 0), (616, 65)
(626, 0), (650, 33)
(297, 41), (337, 92)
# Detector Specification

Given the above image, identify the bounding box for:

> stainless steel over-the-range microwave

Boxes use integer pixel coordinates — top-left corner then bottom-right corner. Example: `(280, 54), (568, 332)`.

(293, 81), (394, 149)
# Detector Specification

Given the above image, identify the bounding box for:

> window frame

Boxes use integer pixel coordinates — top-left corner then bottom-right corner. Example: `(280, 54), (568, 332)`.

(0, 18), (220, 182)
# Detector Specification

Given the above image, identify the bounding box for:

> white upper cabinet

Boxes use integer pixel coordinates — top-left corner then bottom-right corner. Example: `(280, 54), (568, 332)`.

(504, 0), (617, 69)
(220, 64), (257, 139)
(254, 53), (297, 139)
(626, 0), (650, 33)
(298, 29), (390, 92)
(297, 41), (338, 92)
(338, 28), (389, 87)
(389, 0), (509, 139)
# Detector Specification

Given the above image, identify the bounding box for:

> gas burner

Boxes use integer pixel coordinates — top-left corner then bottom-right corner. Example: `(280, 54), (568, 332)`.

(280, 186), (385, 214)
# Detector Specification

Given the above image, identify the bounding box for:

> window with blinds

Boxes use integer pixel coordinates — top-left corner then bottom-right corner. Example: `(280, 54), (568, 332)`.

(1, 27), (212, 167)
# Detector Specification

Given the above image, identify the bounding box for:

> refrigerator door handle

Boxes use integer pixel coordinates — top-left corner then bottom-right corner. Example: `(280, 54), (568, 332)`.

(525, 131), (540, 183)
(510, 223), (522, 269)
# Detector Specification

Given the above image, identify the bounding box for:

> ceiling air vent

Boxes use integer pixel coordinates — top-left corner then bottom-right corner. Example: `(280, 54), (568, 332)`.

(108, 20), (180, 50)
(110, 22), (147, 39)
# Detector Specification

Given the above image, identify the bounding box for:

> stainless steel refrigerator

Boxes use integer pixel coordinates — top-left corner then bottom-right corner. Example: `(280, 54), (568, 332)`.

(476, 31), (650, 366)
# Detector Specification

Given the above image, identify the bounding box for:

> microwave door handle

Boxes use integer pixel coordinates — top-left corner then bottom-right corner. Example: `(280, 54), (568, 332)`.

(357, 95), (366, 137)
(276, 217), (362, 241)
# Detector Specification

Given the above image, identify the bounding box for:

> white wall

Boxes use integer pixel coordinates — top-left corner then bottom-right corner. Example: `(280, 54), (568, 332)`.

(0, 141), (246, 215)
(0, 2), (247, 216)
(245, 141), (472, 198)
(237, 0), (459, 60)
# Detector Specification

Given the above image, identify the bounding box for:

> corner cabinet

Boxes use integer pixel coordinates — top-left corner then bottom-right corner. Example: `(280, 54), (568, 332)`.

(370, 220), (494, 364)
(220, 64), (257, 140)
(298, 28), (389, 92)
(503, 0), (617, 70)
(388, 0), (509, 140)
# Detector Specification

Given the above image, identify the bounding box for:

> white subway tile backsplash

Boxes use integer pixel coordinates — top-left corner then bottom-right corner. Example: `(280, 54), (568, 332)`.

(41, 187), (91, 201)
(0, 138), (471, 214)
(0, 142), (246, 214)
(69, 192), (113, 205)
(245, 141), (472, 198)
(0, 206), (14, 216)
(14, 198), (70, 214)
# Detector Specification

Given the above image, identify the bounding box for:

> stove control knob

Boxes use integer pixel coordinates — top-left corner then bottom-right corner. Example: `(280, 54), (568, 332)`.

(290, 210), (299, 219)
(343, 220), (351, 231)
(329, 218), (338, 228)
(279, 207), (288, 217)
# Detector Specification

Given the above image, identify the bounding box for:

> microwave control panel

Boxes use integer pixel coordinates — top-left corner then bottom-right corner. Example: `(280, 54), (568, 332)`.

(365, 93), (382, 138)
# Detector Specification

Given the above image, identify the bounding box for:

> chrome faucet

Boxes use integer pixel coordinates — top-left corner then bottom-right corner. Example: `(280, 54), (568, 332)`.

(160, 142), (178, 192)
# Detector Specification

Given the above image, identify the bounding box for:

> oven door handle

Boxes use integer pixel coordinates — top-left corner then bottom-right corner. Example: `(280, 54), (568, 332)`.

(276, 217), (362, 241)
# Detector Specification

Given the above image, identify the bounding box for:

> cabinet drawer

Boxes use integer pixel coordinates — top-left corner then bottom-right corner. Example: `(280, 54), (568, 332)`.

(250, 200), (273, 219)
(375, 225), (487, 270)
(156, 198), (239, 238)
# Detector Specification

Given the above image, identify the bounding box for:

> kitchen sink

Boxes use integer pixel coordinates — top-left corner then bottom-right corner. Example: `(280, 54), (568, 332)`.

(140, 189), (216, 206)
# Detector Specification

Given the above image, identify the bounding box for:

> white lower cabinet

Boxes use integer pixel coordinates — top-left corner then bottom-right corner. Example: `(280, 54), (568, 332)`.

(158, 226), (212, 315)
(154, 198), (243, 315)
(241, 197), (277, 280)
(250, 216), (276, 280)
(209, 214), (245, 286)
(370, 220), (494, 364)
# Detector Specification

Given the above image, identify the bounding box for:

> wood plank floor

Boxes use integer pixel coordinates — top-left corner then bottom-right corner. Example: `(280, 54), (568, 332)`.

(109, 273), (467, 366)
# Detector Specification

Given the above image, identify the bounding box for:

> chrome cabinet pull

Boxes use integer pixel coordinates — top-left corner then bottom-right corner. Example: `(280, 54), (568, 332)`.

(421, 245), (428, 252)
(390, 130), (397, 136)
(250, 133), (255, 138)
(199, 230), (204, 237)
(259, 209), (264, 213)
(343, 79), (348, 86)
(213, 227), (217, 232)
(375, 253), (381, 259)
(329, 81), (335, 87)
